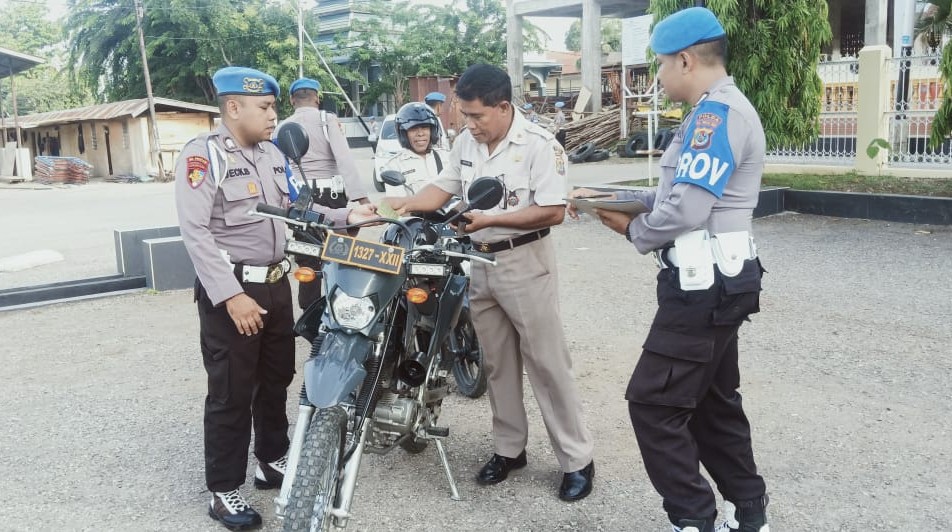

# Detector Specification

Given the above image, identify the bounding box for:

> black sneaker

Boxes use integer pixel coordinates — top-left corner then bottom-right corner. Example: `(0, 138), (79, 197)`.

(716, 495), (770, 532)
(208, 489), (262, 531)
(253, 454), (287, 489)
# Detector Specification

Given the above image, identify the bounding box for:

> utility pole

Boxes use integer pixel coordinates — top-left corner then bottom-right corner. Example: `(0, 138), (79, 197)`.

(134, 0), (166, 179)
(298, 0), (304, 78)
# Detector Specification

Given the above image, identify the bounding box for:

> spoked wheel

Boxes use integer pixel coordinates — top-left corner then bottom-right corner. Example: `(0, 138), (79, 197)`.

(283, 407), (347, 532)
(448, 307), (487, 398)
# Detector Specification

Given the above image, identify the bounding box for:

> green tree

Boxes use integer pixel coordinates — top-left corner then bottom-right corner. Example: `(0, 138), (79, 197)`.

(915, 0), (952, 149)
(65, 0), (318, 109)
(564, 18), (622, 53)
(649, 0), (832, 149)
(0, 3), (91, 114)
(348, 0), (544, 107)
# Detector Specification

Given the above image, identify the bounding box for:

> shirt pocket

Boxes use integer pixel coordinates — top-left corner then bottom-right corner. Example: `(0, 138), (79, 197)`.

(220, 177), (264, 227)
(500, 172), (531, 212)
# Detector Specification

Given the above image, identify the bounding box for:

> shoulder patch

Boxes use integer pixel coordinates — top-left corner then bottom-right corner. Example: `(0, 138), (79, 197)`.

(186, 156), (209, 189)
(673, 100), (735, 198)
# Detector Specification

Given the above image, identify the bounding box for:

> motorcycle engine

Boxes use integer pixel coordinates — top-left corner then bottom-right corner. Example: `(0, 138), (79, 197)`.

(372, 391), (420, 437)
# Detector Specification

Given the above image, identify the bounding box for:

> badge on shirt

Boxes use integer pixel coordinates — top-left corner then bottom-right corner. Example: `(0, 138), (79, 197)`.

(224, 138), (237, 150)
(186, 156), (209, 189)
(507, 190), (519, 207)
(554, 146), (566, 176)
(247, 182), (258, 195)
(461, 160), (473, 167)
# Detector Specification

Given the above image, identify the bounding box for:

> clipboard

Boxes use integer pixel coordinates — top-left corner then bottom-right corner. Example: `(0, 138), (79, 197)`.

(566, 197), (650, 216)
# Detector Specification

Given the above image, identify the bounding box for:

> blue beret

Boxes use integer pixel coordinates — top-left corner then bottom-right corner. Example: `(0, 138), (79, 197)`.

(290, 78), (321, 95)
(650, 7), (726, 55)
(213, 66), (279, 98)
(424, 91), (446, 102)
(523, 103), (533, 110)
(554, 101), (565, 108)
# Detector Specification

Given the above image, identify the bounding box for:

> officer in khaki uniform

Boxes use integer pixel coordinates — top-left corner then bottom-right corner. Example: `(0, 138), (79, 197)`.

(570, 8), (770, 532)
(381, 102), (449, 196)
(386, 64), (595, 502)
(281, 77), (371, 310)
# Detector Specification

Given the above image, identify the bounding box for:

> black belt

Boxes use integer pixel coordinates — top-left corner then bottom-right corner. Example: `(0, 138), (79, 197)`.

(473, 228), (550, 254)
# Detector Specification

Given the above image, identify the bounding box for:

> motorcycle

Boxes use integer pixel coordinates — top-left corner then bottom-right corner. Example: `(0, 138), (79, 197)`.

(258, 122), (505, 531)
(379, 168), (487, 399)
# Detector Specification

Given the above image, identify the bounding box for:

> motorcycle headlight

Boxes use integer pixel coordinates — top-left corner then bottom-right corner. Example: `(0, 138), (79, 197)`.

(330, 291), (376, 330)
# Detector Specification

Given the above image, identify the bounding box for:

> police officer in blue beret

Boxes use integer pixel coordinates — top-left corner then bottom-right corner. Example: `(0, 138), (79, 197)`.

(175, 66), (294, 530)
(423, 91), (451, 149)
(569, 7), (770, 532)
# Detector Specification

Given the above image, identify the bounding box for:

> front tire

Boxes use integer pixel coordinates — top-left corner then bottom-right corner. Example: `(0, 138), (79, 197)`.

(449, 308), (487, 398)
(283, 407), (347, 532)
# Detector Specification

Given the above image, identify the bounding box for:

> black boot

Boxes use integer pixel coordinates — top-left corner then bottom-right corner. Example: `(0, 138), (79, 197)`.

(716, 494), (769, 532)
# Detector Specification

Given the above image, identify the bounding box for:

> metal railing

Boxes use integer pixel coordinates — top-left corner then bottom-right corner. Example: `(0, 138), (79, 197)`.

(766, 57), (859, 165)
(886, 52), (951, 167)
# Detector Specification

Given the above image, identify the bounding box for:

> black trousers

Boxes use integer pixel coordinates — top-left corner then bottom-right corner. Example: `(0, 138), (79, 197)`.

(626, 260), (766, 525)
(195, 276), (295, 493)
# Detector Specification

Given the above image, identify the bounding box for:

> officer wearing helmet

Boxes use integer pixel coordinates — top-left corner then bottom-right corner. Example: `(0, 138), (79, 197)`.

(569, 7), (770, 532)
(381, 102), (449, 196)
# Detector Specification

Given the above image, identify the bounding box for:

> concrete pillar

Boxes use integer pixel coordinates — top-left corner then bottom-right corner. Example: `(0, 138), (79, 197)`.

(581, 0), (602, 113)
(855, 45), (891, 174)
(864, 0), (888, 46)
(506, 0), (524, 102)
(828, 0), (842, 58)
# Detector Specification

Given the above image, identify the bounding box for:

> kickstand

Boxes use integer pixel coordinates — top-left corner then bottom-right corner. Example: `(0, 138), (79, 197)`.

(434, 439), (461, 501)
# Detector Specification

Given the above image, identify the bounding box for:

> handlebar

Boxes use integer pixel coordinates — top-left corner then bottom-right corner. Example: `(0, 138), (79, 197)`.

(256, 203), (288, 217)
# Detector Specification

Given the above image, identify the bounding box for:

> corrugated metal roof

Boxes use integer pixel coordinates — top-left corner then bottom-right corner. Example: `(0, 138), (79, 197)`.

(18, 97), (219, 129)
(0, 46), (45, 79)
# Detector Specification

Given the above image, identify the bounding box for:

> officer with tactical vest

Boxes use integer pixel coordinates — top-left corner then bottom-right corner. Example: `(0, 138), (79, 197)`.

(570, 8), (770, 532)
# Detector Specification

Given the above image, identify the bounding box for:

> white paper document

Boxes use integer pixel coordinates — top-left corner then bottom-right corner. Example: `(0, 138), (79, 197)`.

(566, 197), (651, 216)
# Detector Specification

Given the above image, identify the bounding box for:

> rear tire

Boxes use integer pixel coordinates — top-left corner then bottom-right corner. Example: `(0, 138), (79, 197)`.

(283, 407), (347, 532)
(450, 308), (488, 398)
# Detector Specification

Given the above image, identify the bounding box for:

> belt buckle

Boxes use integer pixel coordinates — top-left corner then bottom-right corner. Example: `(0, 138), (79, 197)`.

(652, 250), (665, 269)
(266, 264), (284, 283)
(477, 242), (492, 253)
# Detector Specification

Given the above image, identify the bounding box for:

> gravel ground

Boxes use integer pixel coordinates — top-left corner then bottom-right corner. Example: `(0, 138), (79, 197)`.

(1, 211), (950, 531)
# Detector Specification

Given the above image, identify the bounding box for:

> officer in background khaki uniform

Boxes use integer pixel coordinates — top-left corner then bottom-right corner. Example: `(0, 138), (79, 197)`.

(381, 102), (449, 196)
(570, 8), (770, 532)
(386, 64), (595, 502)
(175, 66), (293, 531)
(282, 77), (371, 310)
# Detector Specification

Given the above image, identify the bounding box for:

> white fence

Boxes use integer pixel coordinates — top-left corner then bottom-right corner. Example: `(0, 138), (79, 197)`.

(886, 52), (952, 167)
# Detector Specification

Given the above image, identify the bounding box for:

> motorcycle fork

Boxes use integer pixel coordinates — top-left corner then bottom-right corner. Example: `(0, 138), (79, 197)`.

(331, 416), (370, 527)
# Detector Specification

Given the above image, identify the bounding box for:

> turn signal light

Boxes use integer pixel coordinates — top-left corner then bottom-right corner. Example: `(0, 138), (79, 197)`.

(406, 287), (429, 304)
(294, 267), (317, 283)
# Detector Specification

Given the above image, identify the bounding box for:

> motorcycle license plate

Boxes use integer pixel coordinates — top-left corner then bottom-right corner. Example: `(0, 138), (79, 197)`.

(285, 239), (323, 258)
(321, 233), (405, 275)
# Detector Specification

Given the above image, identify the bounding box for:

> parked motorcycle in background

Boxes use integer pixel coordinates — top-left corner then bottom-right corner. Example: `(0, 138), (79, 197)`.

(259, 122), (505, 531)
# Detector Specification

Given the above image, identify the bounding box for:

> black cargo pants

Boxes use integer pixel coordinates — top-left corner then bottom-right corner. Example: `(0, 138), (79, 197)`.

(195, 276), (295, 493)
(626, 259), (767, 525)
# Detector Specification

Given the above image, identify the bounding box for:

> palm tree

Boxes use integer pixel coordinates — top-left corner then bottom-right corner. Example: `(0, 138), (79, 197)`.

(915, 0), (952, 149)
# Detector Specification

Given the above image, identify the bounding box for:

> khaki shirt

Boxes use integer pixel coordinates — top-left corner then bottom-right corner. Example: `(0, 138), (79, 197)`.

(175, 125), (290, 306)
(430, 111), (567, 243)
(381, 147), (450, 197)
(621, 76), (765, 253)
(282, 107), (368, 200)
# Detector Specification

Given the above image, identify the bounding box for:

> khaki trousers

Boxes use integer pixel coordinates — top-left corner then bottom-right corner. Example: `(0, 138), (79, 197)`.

(469, 236), (594, 472)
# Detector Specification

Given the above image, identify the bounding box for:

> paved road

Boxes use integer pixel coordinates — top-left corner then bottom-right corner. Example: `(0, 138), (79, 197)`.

(1, 212), (950, 531)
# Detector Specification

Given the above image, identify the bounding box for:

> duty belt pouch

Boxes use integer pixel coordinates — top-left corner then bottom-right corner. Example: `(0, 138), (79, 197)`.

(674, 230), (715, 291)
(310, 176), (348, 209)
(711, 231), (755, 278)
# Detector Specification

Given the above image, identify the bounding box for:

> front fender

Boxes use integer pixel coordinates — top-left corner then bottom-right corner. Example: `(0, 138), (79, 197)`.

(304, 331), (374, 408)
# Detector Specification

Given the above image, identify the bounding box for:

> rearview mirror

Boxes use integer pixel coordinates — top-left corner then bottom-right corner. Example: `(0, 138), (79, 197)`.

(274, 122), (309, 164)
(380, 170), (406, 187)
(467, 176), (504, 211)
